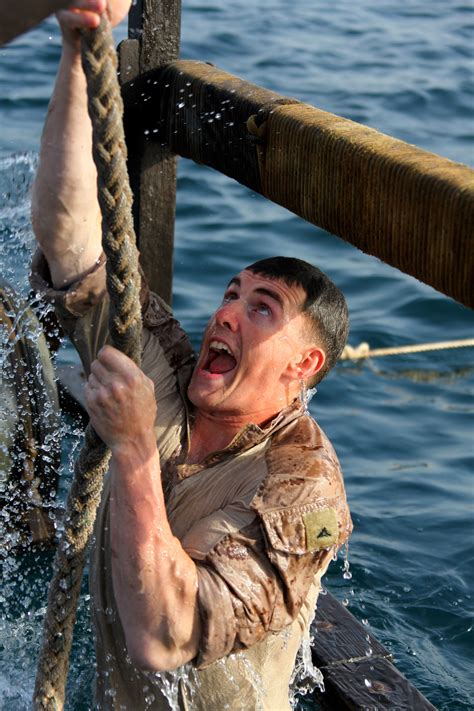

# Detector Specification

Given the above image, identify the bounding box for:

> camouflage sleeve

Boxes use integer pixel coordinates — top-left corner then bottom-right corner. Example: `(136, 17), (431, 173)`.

(182, 448), (352, 669)
(29, 250), (195, 376)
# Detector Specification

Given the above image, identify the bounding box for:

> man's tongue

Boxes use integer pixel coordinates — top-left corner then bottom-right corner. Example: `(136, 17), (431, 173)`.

(208, 352), (236, 374)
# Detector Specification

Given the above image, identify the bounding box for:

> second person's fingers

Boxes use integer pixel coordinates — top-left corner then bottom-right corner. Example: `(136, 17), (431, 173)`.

(57, 8), (102, 32)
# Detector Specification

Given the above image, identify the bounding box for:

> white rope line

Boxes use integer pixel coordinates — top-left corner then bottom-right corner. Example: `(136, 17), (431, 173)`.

(340, 338), (474, 361)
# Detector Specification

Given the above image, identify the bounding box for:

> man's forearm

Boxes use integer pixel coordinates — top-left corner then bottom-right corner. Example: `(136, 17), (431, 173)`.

(31, 42), (102, 288)
(109, 442), (201, 672)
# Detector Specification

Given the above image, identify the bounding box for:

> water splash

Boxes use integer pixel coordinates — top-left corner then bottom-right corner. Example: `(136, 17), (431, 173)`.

(341, 543), (352, 580)
(299, 379), (317, 413)
(145, 663), (202, 710)
(0, 150), (96, 705)
(290, 615), (325, 707)
(0, 152), (38, 290)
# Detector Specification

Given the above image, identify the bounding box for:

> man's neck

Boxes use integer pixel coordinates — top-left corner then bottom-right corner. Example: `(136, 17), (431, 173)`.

(186, 407), (278, 465)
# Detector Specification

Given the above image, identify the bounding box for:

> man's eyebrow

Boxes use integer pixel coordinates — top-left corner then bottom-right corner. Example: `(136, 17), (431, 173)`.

(225, 277), (284, 308)
(226, 276), (240, 289)
(254, 287), (284, 307)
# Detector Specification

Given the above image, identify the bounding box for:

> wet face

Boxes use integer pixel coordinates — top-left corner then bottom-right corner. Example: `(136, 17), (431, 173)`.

(187, 270), (322, 423)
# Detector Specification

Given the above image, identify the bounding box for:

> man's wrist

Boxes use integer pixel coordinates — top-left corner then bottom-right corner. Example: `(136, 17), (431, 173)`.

(61, 40), (84, 66)
(111, 436), (159, 470)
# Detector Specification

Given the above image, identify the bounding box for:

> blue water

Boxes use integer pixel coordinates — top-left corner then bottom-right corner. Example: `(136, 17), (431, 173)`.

(1, 1), (473, 709)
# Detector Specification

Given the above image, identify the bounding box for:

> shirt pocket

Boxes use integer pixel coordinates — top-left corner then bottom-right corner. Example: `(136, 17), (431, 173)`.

(260, 501), (339, 555)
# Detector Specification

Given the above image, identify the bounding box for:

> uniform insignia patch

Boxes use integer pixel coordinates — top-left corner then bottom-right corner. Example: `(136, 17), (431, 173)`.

(303, 508), (338, 551)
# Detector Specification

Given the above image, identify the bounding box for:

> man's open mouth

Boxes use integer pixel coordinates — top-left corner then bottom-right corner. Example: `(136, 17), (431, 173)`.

(202, 340), (237, 375)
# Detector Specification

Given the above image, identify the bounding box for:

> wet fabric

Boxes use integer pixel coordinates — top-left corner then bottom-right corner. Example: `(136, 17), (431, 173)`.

(31, 252), (352, 710)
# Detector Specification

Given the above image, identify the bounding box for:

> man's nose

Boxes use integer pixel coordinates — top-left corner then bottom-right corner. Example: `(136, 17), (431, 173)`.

(215, 300), (240, 331)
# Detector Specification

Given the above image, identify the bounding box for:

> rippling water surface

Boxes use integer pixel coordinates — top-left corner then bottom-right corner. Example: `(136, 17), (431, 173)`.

(0, 1), (473, 709)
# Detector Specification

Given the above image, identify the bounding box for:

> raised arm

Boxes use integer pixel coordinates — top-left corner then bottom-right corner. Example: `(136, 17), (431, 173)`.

(31, 1), (130, 288)
(0, 0), (105, 46)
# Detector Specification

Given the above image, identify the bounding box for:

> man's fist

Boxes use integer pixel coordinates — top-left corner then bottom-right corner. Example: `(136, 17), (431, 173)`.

(85, 345), (157, 454)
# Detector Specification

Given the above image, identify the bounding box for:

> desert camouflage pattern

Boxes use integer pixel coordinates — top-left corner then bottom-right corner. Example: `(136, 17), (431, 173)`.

(31, 252), (352, 710)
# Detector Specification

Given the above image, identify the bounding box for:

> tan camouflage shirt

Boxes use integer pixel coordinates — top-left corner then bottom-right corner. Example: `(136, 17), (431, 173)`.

(31, 253), (352, 711)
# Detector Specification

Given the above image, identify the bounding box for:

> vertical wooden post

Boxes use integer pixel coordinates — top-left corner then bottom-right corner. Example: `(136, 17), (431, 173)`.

(118, 0), (181, 304)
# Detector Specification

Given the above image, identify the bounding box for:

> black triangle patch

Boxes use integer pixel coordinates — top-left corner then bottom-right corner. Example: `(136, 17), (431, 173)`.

(317, 527), (331, 539)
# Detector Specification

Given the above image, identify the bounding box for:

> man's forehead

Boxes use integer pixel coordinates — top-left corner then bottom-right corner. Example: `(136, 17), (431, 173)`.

(227, 270), (306, 308)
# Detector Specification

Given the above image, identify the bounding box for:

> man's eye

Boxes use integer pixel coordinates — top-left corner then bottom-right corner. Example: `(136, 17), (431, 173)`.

(255, 303), (271, 316)
(222, 292), (237, 304)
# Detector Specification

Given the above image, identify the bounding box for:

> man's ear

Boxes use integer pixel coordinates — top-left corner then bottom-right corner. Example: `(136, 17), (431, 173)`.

(285, 346), (326, 382)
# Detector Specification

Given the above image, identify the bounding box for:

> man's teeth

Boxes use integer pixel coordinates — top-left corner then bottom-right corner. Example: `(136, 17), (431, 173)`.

(209, 340), (233, 356)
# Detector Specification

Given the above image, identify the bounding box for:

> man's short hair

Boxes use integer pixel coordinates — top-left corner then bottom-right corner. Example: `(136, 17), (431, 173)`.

(245, 256), (349, 385)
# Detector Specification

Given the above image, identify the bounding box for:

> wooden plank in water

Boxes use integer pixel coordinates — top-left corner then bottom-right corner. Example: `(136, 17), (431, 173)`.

(118, 0), (182, 305)
(314, 657), (437, 710)
(314, 591), (388, 663)
(314, 592), (437, 709)
(121, 60), (474, 309)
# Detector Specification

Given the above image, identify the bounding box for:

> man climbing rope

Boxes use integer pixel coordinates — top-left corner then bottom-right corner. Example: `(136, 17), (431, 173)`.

(31, 2), (352, 708)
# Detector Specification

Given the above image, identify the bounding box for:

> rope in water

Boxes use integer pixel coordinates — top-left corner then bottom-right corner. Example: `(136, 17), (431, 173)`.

(33, 17), (142, 710)
(340, 338), (474, 361)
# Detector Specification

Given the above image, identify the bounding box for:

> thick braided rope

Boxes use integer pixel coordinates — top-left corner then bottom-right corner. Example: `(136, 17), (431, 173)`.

(33, 18), (142, 710)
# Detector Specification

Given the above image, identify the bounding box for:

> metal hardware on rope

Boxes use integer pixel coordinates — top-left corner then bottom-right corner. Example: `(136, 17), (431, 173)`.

(340, 338), (474, 361)
(33, 16), (142, 710)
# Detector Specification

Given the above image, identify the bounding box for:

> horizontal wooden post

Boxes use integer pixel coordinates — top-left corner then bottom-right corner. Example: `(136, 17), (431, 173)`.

(122, 60), (474, 308)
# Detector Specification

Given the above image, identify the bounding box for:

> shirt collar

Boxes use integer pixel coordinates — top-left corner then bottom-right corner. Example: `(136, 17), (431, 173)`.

(176, 394), (305, 478)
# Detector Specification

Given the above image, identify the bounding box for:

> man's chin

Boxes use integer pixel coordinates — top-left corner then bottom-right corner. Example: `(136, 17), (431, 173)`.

(187, 375), (224, 410)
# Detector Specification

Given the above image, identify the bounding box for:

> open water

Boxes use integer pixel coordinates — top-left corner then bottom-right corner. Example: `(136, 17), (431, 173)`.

(0, 1), (473, 709)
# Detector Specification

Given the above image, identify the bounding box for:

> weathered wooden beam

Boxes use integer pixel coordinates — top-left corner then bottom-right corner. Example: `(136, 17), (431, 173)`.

(118, 0), (182, 304)
(314, 592), (437, 709)
(315, 655), (437, 710)
(122, 60), (474, 309)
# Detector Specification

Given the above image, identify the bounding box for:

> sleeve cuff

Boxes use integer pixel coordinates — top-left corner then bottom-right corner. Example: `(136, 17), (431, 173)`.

(29, 249), (108, 318)
(30, 249), (151, 318)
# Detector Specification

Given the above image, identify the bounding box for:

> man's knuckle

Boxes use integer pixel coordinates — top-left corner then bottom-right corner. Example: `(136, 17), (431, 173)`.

(96, 393), (107, 408)
(110, 381), (125, 400)
(145, 374), (155, 391)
